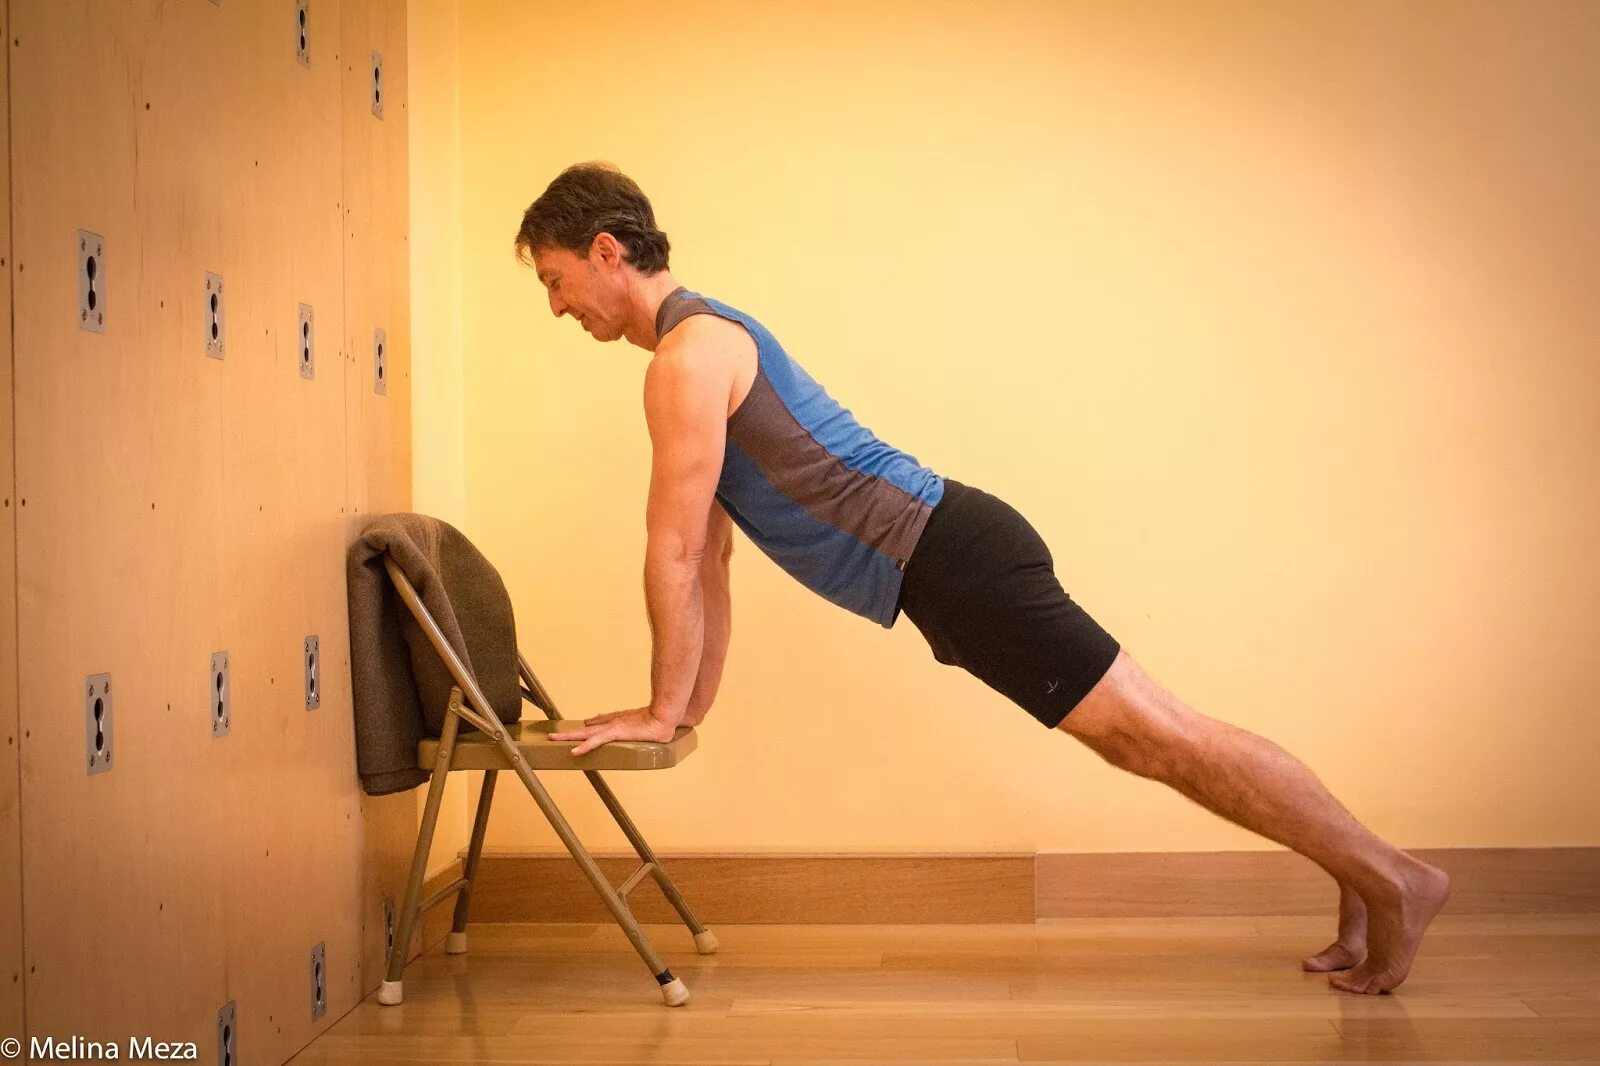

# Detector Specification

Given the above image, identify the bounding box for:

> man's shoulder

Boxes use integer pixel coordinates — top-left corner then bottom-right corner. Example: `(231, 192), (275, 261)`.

(659, 308), (756, 359)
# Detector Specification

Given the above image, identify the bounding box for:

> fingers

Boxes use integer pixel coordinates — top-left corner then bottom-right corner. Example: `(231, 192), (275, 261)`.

(570, 728), (611, 757)
(548, 723), (610, 756)
(552, 713), (620, 742)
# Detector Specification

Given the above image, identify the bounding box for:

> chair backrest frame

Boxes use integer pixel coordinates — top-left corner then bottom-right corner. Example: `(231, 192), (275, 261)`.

(381, 553), (517, 735)
(381, 552), (565, 729)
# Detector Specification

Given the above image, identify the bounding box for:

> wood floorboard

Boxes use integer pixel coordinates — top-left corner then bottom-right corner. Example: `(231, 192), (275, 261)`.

(288, 916), (1600, 1064)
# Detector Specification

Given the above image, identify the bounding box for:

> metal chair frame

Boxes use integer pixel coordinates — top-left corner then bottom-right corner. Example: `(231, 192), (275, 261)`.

(376, 553), (717, 1008)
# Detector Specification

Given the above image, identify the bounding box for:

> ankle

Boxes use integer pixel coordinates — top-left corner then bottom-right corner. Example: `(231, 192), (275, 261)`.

(1343, 852), (1414, 903)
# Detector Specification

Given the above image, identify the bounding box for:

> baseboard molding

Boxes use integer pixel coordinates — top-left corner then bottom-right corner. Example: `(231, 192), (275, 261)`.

(1037, 847), (1600, 918)
(412, 859), (465, 956)
(468, 851), (1034, 924)
(463, 847), (1599, 924)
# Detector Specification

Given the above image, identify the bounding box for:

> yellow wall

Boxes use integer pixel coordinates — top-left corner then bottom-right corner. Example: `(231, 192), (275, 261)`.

(408, 0), (472, 876)
(414, 0), (1599, 855)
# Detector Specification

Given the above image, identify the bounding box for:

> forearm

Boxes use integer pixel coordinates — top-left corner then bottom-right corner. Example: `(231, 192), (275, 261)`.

(685, 553), (731, 723)
(643, 543), (705, 726)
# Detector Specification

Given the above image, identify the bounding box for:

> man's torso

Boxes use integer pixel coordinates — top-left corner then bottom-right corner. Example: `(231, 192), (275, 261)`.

(653, 286), (944, 628)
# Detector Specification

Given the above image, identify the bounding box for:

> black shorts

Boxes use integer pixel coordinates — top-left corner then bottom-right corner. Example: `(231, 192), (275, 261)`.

(896, 478), (1121, 729)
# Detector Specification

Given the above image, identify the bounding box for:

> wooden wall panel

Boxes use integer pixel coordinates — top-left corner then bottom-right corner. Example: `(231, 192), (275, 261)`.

(338, 0), (420, 999)
(0, 0), (22, 1044)
(216, 0), (364, 1059)
(343, 0), (412, 520)
(12, 1), (202, 1043)
(9, 1), (411, 1060)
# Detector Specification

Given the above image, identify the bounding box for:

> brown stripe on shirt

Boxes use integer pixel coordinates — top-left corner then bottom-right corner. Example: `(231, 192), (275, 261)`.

(730, 368), (929, 564)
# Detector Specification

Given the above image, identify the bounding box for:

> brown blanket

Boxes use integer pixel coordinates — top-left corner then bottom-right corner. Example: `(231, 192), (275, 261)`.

(345, 514), (524, 795)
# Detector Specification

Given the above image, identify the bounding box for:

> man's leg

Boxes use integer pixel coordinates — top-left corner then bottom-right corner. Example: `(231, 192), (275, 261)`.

(1057, 648), (1450, 995)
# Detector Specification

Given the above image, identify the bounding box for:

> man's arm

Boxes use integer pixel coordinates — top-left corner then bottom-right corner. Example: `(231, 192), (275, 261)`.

(683, 500), (733, 726)
(640, 334), (736, 727)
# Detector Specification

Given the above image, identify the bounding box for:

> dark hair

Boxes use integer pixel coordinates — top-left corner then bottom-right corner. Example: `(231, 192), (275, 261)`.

(513, 161), (671, 274)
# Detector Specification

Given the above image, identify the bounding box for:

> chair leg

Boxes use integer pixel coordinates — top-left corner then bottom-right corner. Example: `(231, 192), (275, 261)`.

(484, 727), (692, 1006)
(514, 657), (710, 992)
(580, 771), (719, 956)
(378, 707), (462, 1006)
(445, 769), (498, 955)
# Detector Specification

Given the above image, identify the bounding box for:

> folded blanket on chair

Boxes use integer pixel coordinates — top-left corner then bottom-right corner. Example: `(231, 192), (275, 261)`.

(345, 513), (524, 795)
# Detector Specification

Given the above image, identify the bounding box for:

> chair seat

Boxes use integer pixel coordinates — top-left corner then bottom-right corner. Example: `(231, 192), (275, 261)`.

(418, 718), (698, 771)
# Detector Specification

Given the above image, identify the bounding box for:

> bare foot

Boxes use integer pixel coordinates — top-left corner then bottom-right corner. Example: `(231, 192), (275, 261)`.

(1329, 857), (1451, 994)
(1303, 880), (1367, 972)
(1305, 941), (1362, 971)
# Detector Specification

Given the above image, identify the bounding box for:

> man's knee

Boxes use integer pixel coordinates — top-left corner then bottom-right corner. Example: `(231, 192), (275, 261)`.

(1055, 649), (1193, 777)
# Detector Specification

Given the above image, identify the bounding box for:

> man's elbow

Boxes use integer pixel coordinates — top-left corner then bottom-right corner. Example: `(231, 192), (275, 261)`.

(647, 530), (709, 566)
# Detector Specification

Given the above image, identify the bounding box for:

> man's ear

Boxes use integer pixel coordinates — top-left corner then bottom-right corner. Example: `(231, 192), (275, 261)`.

(591, 232), (621, 271)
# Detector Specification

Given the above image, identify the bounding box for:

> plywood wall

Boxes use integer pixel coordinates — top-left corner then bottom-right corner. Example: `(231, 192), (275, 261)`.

(340, 0), (421, 1018)
(8, 1), (411, 1059)
(0, 0), (22, 1043)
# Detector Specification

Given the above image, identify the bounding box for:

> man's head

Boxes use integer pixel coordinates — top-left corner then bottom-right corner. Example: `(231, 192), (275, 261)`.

(514, 162), (673, 344)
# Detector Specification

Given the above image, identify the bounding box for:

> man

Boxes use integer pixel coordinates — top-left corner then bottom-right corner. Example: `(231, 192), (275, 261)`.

(523, 161), (1450, 995)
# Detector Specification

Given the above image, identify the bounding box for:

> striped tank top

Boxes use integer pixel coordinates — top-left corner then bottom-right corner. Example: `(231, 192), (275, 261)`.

(655, 286), (945, 628)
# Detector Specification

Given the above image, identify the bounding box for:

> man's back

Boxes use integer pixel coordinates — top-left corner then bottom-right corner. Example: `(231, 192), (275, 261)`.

(655, 286), (945, 627)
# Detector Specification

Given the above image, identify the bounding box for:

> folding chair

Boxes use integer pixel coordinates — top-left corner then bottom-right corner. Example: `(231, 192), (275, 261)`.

(376, 551), (718, 1008)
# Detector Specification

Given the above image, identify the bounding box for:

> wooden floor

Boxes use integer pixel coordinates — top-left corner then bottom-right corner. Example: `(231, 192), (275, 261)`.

(289, 914), (1600, 1064)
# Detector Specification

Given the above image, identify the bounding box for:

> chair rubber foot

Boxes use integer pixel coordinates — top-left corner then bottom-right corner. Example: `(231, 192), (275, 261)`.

(377, 980), (403, 1006)
(693, 929), (719, 955)
(661, 977), (691, 1006)
(445, 931), (468, 955)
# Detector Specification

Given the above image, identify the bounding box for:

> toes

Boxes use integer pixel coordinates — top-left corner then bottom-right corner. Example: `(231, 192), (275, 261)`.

(1329, 967), (1399, 995)
(1328, 970), (1370, 994)
(1303, 943), (1362, 972)
(1303, 953), (1341, 972)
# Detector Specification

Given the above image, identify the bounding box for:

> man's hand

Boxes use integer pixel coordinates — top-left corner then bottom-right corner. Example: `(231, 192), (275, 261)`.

(549, 707), (679, 757)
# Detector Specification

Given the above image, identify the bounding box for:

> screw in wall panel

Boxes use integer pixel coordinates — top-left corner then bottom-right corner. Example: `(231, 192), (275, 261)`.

(371, 50), (384, 119)
(210, 652), (231, 738)
(295, 0), (310, 68)
(298, 302), (315, 379)
(78, 230), (105, 333)
(205, 273), (226, 360)
(310, 942), (327, 1020)
(383, 897), (395, 966)
(304, 635), (320, 710)
(374, 327), (387, 395)
(85, 673), (113, 775)
(216, 1001), (236, 1065)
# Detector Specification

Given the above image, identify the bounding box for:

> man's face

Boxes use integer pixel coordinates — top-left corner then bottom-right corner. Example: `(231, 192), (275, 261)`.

(531, 243), (620, 342)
